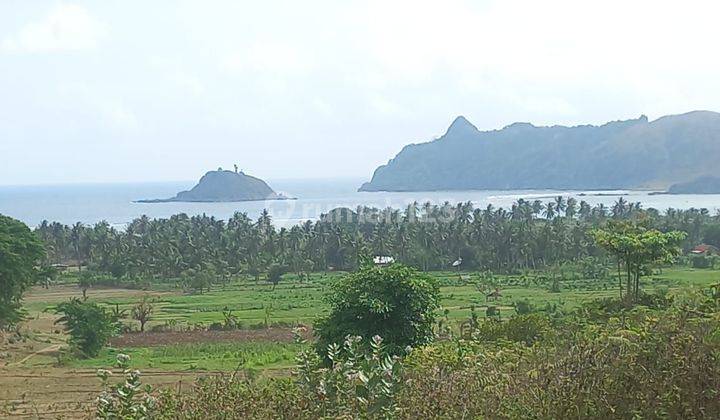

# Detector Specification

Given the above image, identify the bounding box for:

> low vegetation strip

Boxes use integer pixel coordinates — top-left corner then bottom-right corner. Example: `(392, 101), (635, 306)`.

(108, 327), (303, 347)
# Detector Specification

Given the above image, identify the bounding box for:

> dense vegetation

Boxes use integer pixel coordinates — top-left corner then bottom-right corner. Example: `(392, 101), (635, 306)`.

(314, 264), (440, 356)
(2, 205), (720, 418)
(0, 214), (45, 327)
(150, 289), (720, 419)
(35, 198), (720, 285)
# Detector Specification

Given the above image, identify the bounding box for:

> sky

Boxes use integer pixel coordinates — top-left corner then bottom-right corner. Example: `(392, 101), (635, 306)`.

(2, 0), (720, 185)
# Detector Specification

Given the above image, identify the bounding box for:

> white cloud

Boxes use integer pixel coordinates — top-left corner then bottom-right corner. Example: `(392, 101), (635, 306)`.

(2, 4), (106, 53)
(222, 41), (313, 74)
(56, 82), (140, 132)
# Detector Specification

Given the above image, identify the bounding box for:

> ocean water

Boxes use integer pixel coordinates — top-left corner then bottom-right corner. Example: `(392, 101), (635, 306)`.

(1, 178), (719, 229)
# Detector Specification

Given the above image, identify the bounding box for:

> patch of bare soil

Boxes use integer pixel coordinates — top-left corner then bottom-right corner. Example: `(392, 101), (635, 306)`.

(22, 284), (173, 304)
(109, 327), (310, 347)
(0, 366), (209, 419)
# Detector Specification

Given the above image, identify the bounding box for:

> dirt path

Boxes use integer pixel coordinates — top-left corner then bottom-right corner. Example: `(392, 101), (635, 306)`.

(8, 344), (63, 367)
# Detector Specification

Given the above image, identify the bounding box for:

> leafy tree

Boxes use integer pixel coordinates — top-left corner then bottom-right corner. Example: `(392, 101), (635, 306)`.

(0, 214), (45, 328)
(267, 263), (287, 290)
(182, 268), (213, 294)
(55, 298), (116, 357)
(78, 270), (96, 300)
(314, 264), (440, 356)
(592, 221), (686, 301)
(703, 223), (720, 248)
(131, 295), (154, 332)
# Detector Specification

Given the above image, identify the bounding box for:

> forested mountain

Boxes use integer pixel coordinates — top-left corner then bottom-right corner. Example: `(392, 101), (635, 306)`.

(359, 111), (720, 192)
(139, 169), (286, 202)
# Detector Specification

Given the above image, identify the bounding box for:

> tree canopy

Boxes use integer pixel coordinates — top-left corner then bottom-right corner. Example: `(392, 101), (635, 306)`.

(592, 221), (685, 300)
(314, 263), (440, 356)
(0, 214), (45, 328)
(55, 298), (117, 357)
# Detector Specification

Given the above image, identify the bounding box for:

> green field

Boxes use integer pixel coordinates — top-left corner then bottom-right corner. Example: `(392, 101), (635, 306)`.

(3, 265), (718, 417)
(25, 265), (720, 368)
(54, 266), (718, 325)
(69, 341), (301, 371)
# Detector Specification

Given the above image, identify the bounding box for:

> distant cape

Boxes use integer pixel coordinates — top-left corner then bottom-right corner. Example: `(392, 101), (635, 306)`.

(359, 111), (720, 192)
(137, 169), (293, 203)
(666, 176), (720, 194)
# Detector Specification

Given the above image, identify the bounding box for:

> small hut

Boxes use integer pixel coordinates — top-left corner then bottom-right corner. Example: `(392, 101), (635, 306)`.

(373, 256), (395, 266)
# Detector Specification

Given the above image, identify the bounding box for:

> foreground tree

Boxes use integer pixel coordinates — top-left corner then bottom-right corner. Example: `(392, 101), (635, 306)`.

(314, 263), (440, 356)
(592, 221), (685, 301)
(55, 298), (116, 357)
(0, 214), (45, 328)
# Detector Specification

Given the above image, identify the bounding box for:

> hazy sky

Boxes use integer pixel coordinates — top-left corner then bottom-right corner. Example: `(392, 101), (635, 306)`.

(2, 0), (720, 185)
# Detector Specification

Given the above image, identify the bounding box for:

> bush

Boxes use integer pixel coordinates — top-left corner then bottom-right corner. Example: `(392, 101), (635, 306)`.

(147, 298), (720, 419)
(400, 305), (720, 419)
(514, 299), (534, 315)
(154, 331), (402, 419)
(473, 313), (550, 345)
(314, 264), (440, 356)
(96, 354), (157, 419)
(55, 298), (117, 357)
(692, 255), (712, 269)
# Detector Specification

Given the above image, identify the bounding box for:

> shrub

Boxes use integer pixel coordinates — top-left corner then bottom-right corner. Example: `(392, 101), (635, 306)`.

(147, 299), (720, 419)
(692, 254), (712, 269)
(514, 299), (534, 315)
(314, 263), (440, 356)
(153, 331), (403, 419)
(400, 305), (720, 419)
(55, 298), (117, 357)
(96, 354), (157, 419)
(474, 313), (551, 345)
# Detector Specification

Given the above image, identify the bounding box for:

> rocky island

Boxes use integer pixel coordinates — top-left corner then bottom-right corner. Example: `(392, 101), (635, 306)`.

(138, 168), (292, 203)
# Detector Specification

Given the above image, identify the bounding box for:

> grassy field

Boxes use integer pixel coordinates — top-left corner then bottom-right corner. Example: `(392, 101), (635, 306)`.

(1, 265), (718, 418)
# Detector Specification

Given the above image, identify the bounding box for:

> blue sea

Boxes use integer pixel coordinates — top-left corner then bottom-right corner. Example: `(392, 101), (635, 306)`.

(1, 178), (719, 229)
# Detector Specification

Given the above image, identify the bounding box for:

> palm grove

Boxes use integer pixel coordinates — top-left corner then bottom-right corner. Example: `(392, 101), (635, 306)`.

(2, 197), (713, 328)
(34, 197), (711, 287)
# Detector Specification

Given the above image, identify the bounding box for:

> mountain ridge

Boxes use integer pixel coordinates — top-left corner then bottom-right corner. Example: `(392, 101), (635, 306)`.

(359, 111), (720, 192)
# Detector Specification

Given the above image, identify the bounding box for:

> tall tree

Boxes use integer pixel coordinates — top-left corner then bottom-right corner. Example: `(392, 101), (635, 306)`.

(0, 215), (45, 328)
(592, 221), (686, 300)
